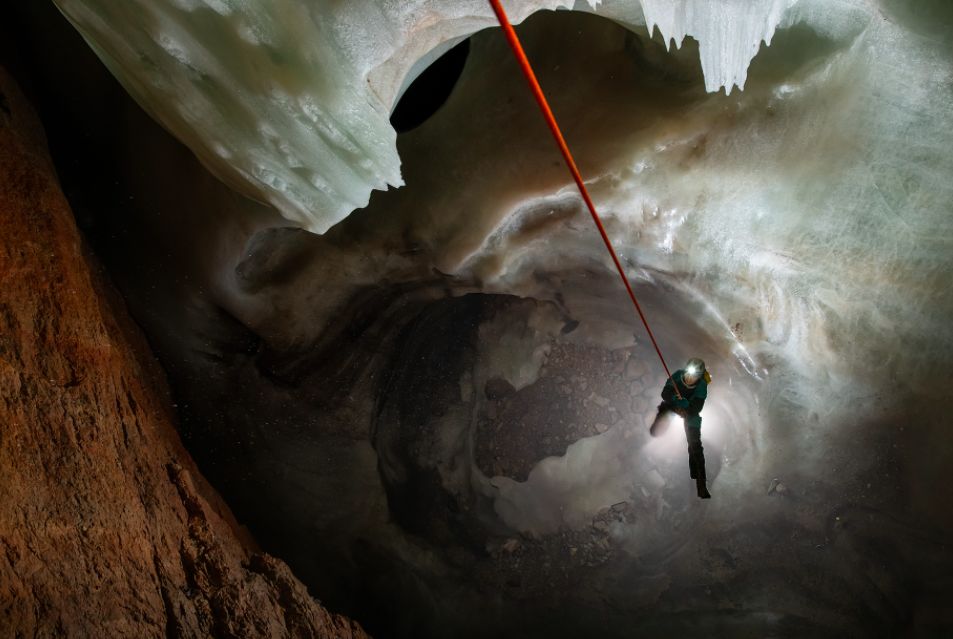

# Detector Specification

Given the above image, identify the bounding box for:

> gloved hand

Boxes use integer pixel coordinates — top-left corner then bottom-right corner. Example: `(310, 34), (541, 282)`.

(673, 397), (689, 418)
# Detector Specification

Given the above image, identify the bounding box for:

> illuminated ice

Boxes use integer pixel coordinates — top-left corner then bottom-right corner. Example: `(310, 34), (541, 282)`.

(39, 1), (953, 633)
(53, 0), (805, 232)
(638, 0), (797, 93)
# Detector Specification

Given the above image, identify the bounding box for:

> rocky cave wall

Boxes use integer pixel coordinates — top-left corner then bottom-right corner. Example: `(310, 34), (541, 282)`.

(0, 65), (368, 638)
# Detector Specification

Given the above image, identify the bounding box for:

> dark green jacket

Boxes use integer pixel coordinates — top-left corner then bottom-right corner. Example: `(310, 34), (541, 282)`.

(661, 369), (708, 416)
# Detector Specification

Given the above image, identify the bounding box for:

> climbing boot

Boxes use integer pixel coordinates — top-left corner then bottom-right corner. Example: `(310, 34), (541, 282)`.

(696, 479), (711, 499)
(649, 412), (668, 438)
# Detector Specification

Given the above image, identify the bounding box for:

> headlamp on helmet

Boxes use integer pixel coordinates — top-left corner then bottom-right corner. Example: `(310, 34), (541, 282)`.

(684, 358), (708, 384)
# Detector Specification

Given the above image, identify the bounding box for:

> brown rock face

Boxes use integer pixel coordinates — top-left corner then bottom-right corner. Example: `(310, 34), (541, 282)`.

(0, 68), (369, 638)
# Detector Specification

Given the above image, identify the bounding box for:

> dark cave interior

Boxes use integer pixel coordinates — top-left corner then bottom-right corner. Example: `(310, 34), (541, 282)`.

(4, 3), (953, 638)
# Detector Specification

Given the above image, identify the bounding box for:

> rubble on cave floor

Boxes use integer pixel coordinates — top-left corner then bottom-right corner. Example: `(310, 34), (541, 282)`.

(478, 506), (617, 594)
(474, 342), (661, 481)
(474, 501), (650, 602)
(469, 340), (693, 599)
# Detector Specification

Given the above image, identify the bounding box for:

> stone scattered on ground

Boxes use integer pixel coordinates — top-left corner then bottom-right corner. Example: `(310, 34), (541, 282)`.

(474, 343), (660, 480)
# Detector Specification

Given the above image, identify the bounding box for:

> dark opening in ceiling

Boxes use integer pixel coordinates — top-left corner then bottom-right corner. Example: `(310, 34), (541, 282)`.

(390, 38), (471, 133)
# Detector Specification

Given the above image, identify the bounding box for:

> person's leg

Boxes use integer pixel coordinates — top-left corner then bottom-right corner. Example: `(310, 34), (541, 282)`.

(684, 416), (710, 498)
(650, 402), (674, 437)
(683, 419), (698, 479)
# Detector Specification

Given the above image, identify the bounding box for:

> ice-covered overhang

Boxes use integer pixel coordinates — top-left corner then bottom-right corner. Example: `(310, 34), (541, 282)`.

(54, 0), (820, 233)
(46, 0), (953, 405)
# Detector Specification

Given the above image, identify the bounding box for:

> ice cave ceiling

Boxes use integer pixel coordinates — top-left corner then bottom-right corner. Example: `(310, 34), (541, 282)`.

(9, 0), (953, 636)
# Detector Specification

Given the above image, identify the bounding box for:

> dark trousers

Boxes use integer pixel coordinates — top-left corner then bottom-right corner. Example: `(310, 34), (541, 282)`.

(653, 403), (706, 481)
(683, 420), (706, 481)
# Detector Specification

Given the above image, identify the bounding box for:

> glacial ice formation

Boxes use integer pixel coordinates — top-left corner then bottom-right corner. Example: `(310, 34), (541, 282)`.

(53, 0), (809, 232)
(27, 0), (953, 636)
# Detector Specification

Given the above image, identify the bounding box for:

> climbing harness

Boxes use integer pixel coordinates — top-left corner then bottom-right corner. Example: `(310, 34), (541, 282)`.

(487, 0), (683, 399)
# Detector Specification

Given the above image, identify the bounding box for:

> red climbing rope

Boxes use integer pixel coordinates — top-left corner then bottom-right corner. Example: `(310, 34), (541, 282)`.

(487, 0), (682, 399)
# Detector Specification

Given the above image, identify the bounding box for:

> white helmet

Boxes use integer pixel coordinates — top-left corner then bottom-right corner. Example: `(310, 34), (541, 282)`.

(683, 357), (706, 385)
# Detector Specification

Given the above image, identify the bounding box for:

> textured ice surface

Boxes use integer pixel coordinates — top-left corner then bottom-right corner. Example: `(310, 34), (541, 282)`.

(52, 0), (407, 231)
(295, 3), (952, 532)
(639, 0), (797, 93)
(39, 1), (953, 634)
(50, 0), (574, 232)
(53, 0), (802, 232)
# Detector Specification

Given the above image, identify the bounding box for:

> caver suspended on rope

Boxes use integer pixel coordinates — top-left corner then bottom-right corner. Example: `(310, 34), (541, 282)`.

(486, 0), (713, 499)
(650, 358), (713, 499)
